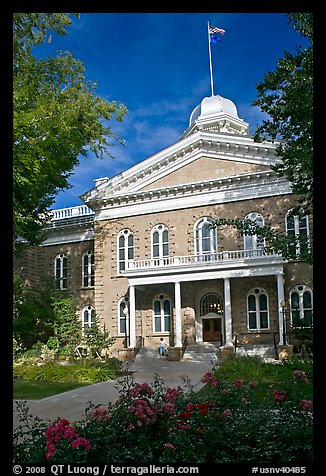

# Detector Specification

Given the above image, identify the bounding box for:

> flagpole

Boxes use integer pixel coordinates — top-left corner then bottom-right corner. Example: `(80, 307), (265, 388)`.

(207, 21), (214, 97)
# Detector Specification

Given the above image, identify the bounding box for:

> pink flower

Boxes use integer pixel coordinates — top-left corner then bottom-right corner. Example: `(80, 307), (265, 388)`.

(299, 399), (313, 411)
(90, 407), (112, 422)
(202, 371), (218, 389)
(248, 381), (257, 388)
(293, 370), (309, 384)
(44, 418), (91, 460)
(164, 387), (182, 401)
(273, 389), (287, 401)
(223, 409), (233, 416)
(163, 442), (176, 451)
(163, 403), (176, 415)
(71, 437), (91, 450)
(234, 379), (244, 387)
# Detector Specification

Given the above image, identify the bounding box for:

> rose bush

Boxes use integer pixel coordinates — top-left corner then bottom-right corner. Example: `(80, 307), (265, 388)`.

(13, 362), (313, 464)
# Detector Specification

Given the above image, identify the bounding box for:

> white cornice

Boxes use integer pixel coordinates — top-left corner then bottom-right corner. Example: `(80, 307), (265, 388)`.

(81, 130), (280, 204)
(93, 172), (292, 221)
(127, 263), (285, 286)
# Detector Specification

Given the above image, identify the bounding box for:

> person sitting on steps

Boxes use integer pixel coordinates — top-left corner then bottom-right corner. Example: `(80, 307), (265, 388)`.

(159, 337), (169, 358)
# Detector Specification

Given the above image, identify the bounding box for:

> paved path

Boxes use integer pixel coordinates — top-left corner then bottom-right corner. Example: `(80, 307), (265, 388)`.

(13, 350), (218, 431)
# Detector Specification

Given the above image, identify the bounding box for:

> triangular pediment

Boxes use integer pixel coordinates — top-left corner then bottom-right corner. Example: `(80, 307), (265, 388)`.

(81, 130), (279, 205)
(138, 156), (270, 192)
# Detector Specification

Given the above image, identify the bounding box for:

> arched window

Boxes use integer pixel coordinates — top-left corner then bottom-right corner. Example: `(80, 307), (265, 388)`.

(194, 217), (217, 260)
(153, 294), (171, 333)
(82, 305), (96, 332)
(54, 254), (67, 289)
(290, 285), (313, 328)
(243, 212), (265, 254)
(200, 293), (223, 316)
(82, 250), (94, 287)
(152, 224), (169, 265)
(118, 296), (129, 335)
(247, 288), (269, 330)
(286, 210), (310, 258)
(118, 229), (134, 272)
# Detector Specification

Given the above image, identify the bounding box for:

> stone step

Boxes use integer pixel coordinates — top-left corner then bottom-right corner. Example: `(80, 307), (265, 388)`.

(182, 342), (219, 363)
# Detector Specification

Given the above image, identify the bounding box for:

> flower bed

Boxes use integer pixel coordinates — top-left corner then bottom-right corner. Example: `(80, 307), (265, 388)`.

(13, 360), (313, 464)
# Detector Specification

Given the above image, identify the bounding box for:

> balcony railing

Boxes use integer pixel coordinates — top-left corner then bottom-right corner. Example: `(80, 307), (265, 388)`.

(50, 205), (95, 221)
(126, 249), (283, 271)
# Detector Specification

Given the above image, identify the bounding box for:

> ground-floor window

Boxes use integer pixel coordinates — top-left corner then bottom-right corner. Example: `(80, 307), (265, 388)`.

(247, 288), (270, 330)
(118, 297), (129, 335)
(153, 294), (171, 333)
(290, 285), (313, 328)
(82, 305), (96, 333)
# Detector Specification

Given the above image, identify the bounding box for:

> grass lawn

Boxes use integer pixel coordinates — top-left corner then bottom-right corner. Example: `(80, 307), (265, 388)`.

(13, 379), (90, 400)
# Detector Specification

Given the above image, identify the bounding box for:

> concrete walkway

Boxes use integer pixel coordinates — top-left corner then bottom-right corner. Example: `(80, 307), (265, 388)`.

(13, 348), (218, 432)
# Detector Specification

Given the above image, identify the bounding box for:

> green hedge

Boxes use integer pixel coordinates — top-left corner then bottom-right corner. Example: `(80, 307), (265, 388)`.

(13, 358), (122, 384)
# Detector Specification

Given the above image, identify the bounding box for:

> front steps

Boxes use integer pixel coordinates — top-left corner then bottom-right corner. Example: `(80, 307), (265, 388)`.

(133, 343), (277, 363)
(182, 342), (219, 365)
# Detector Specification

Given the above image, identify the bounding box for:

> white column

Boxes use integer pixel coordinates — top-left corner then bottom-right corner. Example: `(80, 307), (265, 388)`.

(276, 272), (285, 345)
(224, 277), (233, 346)
(129, 285), (136, 348)
(174, 281), (182, 347)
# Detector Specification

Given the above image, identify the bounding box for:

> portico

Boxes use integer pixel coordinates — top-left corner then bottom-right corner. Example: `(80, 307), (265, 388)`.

(123, 250), (287, 350)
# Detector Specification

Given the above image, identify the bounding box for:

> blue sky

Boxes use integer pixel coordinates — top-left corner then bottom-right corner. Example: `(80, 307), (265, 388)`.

(38, 13), (308, 210)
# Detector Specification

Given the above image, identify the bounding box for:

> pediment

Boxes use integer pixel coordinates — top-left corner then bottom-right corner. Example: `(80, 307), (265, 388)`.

(138, 156), (270, 192)
(81, 130), (279, 205)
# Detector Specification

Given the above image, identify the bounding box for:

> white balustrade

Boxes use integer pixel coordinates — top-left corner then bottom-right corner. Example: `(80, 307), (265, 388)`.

(50, 205), (95, 221)
(126, 249), (281, 271)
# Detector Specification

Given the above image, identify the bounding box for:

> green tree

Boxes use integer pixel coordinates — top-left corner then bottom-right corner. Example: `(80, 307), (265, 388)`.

(82, 313), (115, 358)
(13, 13), (127, 255)
(13, 272), (82, 353)
(51, 289), (82, 357)
(13, 273), (56, 348)
(252, 12), (313, 214)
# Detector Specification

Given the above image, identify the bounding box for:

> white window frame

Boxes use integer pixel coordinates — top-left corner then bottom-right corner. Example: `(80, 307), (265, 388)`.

(152, 294), (171, 334)
(285, 210), (310, 258)
(54, 253), (67, 290)
(151, 224), (169, 265)
(82, 250), (94, 287)
(118, 297), (129, 336)
(243, 212), (265, 254)
(289, 285), (313, 328)
(194, 217), (217, 258)
(117, 229), (134, 272)
(82, 305), (96, 334)
(247, 288), (270, 331)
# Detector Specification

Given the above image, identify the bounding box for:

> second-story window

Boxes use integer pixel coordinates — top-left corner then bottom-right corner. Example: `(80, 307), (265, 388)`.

(118, 229), (134, 272)
(152, 224), (169, 265)
(82, 250), (94, 287)
(54, 254), (67, 289)
(286, 210), (310, 259)
(195, 217), (217, 259)
(243, 212), (265, 254)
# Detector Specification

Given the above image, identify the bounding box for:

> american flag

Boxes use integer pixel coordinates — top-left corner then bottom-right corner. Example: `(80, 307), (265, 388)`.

(209, 25), (225, 36)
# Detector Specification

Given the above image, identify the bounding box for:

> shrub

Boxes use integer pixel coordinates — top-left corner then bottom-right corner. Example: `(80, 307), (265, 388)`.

(13, 357), (313, 464)
(13, 358), (123, 384)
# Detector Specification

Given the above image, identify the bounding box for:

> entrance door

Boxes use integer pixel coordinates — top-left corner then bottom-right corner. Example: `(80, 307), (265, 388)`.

(202, 318), (221, 342)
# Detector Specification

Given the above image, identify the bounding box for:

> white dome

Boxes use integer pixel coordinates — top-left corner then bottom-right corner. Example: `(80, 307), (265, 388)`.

(189, 95), (239, 126)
